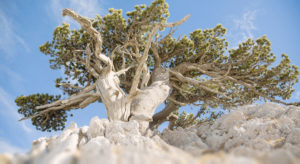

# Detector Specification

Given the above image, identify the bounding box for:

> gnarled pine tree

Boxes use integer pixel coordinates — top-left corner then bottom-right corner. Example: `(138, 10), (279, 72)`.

(16, 0), (299, 132)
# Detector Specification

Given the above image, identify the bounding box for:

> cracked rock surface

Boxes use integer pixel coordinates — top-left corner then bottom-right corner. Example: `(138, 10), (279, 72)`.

(1, 103), (299, 164)
(161, 103), (300, 164)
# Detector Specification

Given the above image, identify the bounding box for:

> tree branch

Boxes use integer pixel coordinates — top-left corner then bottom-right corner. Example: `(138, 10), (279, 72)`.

(79, 94), (101, 108)
(98, 53), (113, 75)
(63, 9), (113, 75)
(225, 76), (291, 105)
(140, 64), (151, 89)
(62, 9), (102, 54)
(167, 97), (187, 106)
(19, 84), (97, 121)
(129, 25), (160, 96)
(150, 101), (177, 129)
(19, 92), (100, 121)
(162, 14), (190, 28)
(128, 14), (191, 96)
(71, 56), (99, 78)
(115, 64), (135, 76)
(169, 70), (231, 99)
(151, 44), (161, 68)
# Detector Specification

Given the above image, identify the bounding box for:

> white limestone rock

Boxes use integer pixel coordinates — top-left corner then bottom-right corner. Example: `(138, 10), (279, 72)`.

(1, 103), (299, 164)
(161, 103), (300, 163)
(161, 128), (208, 155)
(87, 116), (108, 139)
(29, 137), (48, 157)
(80, 126), (89, 135)
(31, 122), (79, 164)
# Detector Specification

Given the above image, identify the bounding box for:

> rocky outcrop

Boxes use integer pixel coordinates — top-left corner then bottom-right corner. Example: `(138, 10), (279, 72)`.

(1, 103), (299, 164)
(1, 118), (198, 164)
(161, 103), (300, 164)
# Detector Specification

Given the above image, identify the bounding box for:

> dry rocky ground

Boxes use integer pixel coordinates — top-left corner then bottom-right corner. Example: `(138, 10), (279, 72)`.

(1, 103), (299, 164)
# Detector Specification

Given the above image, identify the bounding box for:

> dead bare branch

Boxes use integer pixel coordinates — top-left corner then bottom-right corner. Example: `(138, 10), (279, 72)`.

(62, 9), (103, 54)
(129, 25), (160, 96)
(19, 92), (100, 121)
(140, 64), (151, 89)
(63, 9), (114, 75)
(162, 14), (190, 28)
(115, 64), (135, 77)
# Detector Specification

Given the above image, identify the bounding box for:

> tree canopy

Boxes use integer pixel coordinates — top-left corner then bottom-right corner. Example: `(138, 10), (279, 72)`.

(16, 0), (299, 132)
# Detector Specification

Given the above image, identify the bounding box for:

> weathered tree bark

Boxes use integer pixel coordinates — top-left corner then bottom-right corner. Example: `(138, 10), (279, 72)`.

(129, 68), (171, 132)
(95, 67), (171, 130)
(95, 70), (130, 121)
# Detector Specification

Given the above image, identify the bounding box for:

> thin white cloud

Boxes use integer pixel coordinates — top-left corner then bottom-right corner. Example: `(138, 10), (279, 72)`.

(233, 10), (257, 40)
(0, 138), (25, 153)
(227, 10), (257, 49)
(0, 10), (30, 59)
(0, 87), (32, 133)
(50, 0), (104, 28)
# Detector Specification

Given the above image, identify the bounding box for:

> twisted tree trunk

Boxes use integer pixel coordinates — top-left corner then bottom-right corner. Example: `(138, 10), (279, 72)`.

(130, 68), (170, 120)
(95, 70), (130, 121)
(129, 68), (171, 131)
(95, 67), (171, 132)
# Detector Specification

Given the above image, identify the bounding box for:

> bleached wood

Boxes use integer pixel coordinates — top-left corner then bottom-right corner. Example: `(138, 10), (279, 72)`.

(129, 25), (160, 97)
(130, 68), (171, 126)
(95, 71), (130, 121)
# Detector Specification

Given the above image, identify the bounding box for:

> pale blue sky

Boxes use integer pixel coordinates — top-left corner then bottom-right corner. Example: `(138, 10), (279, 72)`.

(0, 0), (299, 153)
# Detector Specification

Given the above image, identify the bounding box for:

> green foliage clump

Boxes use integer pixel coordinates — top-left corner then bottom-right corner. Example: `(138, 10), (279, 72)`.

(170, 107), (224, 129)
(15, 94), (66, 132)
